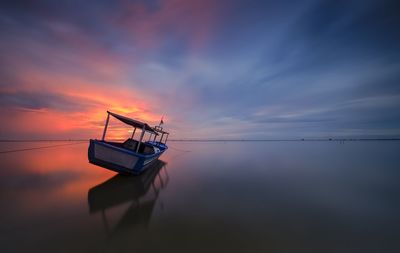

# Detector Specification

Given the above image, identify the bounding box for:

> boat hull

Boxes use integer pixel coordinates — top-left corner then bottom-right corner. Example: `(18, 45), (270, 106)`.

(88, 139), (166, 175)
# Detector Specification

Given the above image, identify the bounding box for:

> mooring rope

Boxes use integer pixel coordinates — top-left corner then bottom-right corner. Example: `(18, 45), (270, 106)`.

(0, 141), (87, 154)
(0, 141), (191, 156)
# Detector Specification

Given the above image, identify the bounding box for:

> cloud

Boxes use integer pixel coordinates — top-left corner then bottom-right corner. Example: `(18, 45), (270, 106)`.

(0, 91), (104, 112)
(112, 0), (225, 51)
(0, 0), (399, 139)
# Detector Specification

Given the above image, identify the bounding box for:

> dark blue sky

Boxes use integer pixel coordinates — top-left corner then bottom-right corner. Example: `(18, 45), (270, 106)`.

(0, 0), (399, 139)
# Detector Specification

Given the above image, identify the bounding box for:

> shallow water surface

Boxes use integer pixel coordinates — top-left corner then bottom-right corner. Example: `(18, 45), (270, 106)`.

(0, 141), (399, 252)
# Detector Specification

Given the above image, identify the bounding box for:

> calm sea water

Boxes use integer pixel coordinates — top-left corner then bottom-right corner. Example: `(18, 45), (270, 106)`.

(0, 141), (399, 252)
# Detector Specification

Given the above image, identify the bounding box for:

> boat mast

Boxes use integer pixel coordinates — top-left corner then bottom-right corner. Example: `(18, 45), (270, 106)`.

(102, 112), (110, 141)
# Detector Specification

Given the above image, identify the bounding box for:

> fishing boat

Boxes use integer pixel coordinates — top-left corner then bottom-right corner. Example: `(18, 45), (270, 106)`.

(88, 111), (169, 175)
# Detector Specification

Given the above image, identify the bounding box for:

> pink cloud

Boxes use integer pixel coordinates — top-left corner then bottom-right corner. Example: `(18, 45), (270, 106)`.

(0, 1), (223, 140)
(113, 0), (225, 51)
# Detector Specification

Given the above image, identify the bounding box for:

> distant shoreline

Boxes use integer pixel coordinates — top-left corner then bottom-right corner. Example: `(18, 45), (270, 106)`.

(1, 138), (399, 142)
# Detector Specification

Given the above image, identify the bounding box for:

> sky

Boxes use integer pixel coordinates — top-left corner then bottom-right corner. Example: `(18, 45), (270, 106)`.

(0, 0), (399, 140)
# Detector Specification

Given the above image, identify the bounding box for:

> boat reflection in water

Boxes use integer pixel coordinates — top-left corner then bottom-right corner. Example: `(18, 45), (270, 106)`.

(88, 159), (168, 235)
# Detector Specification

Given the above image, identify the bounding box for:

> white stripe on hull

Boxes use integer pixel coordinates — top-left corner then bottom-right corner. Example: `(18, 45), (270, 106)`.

(143, 156), (157, 166)
(94, 143), (138, 169)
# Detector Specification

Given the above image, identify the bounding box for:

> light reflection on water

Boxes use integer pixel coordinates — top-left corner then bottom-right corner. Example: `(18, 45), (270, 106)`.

(0, 141), (399, 252)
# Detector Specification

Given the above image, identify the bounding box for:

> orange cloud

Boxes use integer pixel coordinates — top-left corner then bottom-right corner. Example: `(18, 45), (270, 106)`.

(0, 64), (163, 140)
(1, 1), (214, 140)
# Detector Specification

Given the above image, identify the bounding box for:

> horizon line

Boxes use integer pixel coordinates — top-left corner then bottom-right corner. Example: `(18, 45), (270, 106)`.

(0, 138), (400, 142)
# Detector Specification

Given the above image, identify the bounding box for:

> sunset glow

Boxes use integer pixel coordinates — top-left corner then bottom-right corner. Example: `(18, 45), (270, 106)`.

(1, 0), (399, 140)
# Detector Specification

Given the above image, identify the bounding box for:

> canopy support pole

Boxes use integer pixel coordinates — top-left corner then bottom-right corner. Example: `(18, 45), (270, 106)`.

(164, 134), (169, 144)
(136, 125), (145, 153)
(160, 133), (164, 144)
(131, 127), (136, 139)
(102, 113), (110, 141)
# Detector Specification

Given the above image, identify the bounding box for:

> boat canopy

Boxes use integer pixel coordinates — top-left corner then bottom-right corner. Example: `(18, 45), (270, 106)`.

(107, 111), (158, 135)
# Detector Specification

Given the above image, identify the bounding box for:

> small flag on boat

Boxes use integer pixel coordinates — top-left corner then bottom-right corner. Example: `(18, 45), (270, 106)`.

(160, 116), (164, 126)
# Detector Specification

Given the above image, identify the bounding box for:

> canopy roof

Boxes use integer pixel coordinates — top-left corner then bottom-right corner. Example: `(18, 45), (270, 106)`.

(107, 111), (158, 135)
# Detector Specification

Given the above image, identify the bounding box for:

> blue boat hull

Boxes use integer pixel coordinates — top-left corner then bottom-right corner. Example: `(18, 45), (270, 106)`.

(88, 139), (167, 175)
